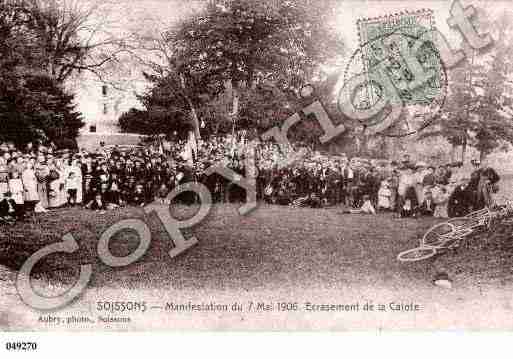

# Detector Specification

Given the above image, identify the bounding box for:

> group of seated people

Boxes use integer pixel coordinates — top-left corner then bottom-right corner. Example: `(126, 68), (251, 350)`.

(346, 156), (500, 219)
(0, 138), (501, 224)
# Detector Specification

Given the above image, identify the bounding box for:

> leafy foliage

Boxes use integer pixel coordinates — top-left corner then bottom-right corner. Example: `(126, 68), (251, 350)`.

(126, 0), (345, 141)
(166, 0), (343, 91)
(419, 10), (513, 161)
(0, 73), (83, 147)
(0, 0), (84, 147)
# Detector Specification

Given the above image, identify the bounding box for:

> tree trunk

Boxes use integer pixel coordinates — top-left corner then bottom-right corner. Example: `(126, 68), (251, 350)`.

(461, 137), (467, 164)
(187, 100), (201, 139)
(361, 134), (369, 156)
(247, 64), (255, 89)
(231, 86), (239, 116)
(214, 121), (220, 136)
(388, 137), (396, 159)
(480, 149), (486, 163)
(179, 73), (201, 139)
(229, 79), (240, 138)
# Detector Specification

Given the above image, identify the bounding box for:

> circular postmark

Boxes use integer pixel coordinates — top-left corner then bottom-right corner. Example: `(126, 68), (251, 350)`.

(338, 27), (448, 137)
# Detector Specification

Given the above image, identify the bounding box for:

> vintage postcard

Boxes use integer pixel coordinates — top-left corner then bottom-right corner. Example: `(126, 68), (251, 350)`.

(1, 0), (513, 337)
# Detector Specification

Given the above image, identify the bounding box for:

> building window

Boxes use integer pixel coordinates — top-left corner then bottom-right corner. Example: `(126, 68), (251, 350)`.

(103, 103), (108, 115)
(102, 85), (108, 96)
(89, 125), (96, 133)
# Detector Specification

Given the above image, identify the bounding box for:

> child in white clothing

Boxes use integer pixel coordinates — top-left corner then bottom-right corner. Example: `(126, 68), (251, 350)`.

(377, 181), (392, 211)
(8, 171), (24, 205)
(65, 172), (81, 206)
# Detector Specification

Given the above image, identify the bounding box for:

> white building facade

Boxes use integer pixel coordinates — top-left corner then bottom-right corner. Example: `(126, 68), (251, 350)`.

(72, 75), (144, 150)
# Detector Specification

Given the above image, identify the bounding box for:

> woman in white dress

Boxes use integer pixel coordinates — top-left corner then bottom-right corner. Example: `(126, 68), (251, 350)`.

(8, 171), (24, 206)
(35, 158), (50, 209)
(68, 159), (83, 204)
(55, 159), (67, 207)
(0, 160), (9, 196)
(22, 162), (41, 212)
(48, 161), (64, 208)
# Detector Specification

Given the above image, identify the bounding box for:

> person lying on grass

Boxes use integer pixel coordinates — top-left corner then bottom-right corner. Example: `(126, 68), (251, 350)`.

(85, 192), (107, 211)
(343, 195), (376, 215)
(0, 191), (17, 225)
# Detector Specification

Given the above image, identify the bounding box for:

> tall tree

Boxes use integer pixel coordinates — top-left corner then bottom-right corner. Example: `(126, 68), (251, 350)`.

(130, 0), (344, 138)
(0, 0), (84, 147)
(419, 9), (513, 162)
(23, 0), (129, 83)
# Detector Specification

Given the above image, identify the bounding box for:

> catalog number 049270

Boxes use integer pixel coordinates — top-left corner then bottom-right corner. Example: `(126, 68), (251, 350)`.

(5, 342), (38, 351)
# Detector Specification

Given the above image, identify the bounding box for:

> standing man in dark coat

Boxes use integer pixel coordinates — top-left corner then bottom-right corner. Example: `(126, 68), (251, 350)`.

(448, 179), (472, 217)
(468, 159), (500, 210)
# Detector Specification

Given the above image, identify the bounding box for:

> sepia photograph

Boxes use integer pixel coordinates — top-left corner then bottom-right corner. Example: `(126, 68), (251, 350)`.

(1, 0), (513, 337)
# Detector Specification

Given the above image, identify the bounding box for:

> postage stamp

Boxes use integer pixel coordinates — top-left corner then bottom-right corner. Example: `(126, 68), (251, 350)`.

(358, 10), (442, 106)
(340, 9), (448, 136)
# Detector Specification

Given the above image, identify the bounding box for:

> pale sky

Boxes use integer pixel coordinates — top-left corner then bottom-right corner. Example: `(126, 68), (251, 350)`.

(334, 0), (511, 52)
(106, 0), (509, 87)
(74, 0), (512, 126)
(110, 0), (508, 60)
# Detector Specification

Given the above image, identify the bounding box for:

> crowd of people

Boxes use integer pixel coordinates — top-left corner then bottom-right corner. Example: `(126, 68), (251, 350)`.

(0, 135), (501, 225)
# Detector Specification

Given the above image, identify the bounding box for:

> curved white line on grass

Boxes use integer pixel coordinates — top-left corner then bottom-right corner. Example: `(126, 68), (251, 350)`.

(97, 219), (152, 267)
(16, 233), (92, 311)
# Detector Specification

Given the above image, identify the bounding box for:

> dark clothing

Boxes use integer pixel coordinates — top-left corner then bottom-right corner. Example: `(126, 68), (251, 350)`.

(130, 191), (146, 206)
(434, 173), (449, 185)
(482, 167), (500, 184)
(468, 169), (482, 194)
(400, 208), (414, 218)
(400, 160), (414, 170)
(448, 186), (472, 217)
(417, 199), (436, 216)
(422, 173), (435, 187)
(404, 186), (419, 208)
(67, 189), (77, 204)
(105, 190), (122, 206)
(89, 198), (107, 211)
(468, 167), (500, 210)
(0, 198), (17, 217)
(157, 187), (169, 200)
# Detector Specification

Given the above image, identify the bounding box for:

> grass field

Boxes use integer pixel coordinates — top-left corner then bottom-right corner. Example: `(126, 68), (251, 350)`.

(1, 179), (513, 330)
(1, 202), (512, 291)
